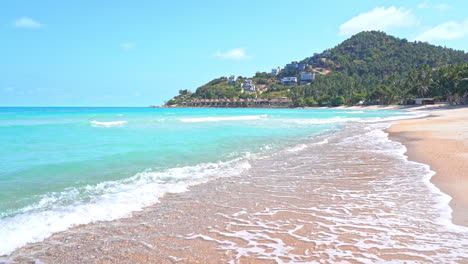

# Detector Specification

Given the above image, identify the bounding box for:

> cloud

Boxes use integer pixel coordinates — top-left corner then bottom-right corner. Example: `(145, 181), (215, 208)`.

(120, 42), (136, 51)
(418, 1), (451, 9)
(14, 17), (42, 29)
(434, 3), (451, 9)
(215, 48), (251, 60)
(339, 7), (417, 36)
(415, 18), (468, 41)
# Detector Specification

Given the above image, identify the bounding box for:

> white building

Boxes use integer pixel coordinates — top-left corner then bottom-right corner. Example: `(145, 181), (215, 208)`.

(415, 98), (435, 105)
(271, 67), (281, 76)
(281, 77), (298, 86)
(242, 79), (256, 92)
(300, 72), (315, 83)
(228, 75), (237, 85)
(285, 61), (307, 71)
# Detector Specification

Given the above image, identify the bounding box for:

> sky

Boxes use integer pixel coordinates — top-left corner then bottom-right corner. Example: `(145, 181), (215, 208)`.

(1, 0), (467, 106)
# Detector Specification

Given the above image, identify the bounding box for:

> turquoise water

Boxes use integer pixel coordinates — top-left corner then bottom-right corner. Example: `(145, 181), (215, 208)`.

(0, 107), (417, 255)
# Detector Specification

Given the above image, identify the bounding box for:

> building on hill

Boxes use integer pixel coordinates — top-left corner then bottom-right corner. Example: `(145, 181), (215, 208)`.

(281, 77), (298, 86)
(285, 61), (307, 71)
(228, 75), (237, 85)
(271, 67), (281, 76)
(300, 72), (315, 84)
(242, 79), (256, 92)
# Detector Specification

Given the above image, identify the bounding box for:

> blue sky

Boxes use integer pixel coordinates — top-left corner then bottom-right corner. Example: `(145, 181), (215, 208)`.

(1, 0), (467, 106)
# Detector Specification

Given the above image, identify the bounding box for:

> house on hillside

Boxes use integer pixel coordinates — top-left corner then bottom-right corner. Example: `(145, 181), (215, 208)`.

(285, 61), (307, 71)
(242, 79), (256, 92)
(228, 75), (237, 85)
(281, 77), (298, 86)
(300, 72), (315, 84)
(271, 67), (281, 76)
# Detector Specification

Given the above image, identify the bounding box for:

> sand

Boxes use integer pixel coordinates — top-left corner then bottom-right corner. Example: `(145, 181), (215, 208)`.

(386, 104), (468, 227)
(3, 103), (468, 263)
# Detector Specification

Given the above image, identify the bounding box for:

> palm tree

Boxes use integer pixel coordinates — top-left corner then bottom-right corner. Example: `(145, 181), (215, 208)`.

(417, 64), (433, 104)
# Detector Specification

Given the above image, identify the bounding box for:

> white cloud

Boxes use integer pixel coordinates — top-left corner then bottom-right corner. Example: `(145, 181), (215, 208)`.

(120, 42), (136, 51)
(339, 7), (417, 36)
(418, 1), (451, 9)
(14, 17), (42, 29)
(415, 18), (468, 41)
(215, 48), (251, 60)
(434, 4), (451, 9)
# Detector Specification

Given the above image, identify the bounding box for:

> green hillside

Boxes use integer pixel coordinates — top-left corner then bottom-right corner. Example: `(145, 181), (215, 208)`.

(166, 31), (468, 107)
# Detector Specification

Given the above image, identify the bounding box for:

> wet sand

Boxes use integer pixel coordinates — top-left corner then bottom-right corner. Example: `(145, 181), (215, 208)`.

(387, 105), (468, 227)
(4, 121), (468, 263)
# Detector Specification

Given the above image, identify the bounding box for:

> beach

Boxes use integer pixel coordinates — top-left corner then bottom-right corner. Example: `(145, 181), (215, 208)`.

(387, 105), (468, 227)
(2, 106), (468, 263)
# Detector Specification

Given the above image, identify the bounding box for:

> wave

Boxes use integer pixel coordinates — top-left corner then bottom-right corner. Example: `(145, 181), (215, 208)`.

(90, 120), (128, 127)
(345, 111), (365, 114)
(287, 117), (360, 125)
(286, 144), (308, 152)
(341, 122), (466, 231)
(359, 111), (429, 123)
(0, 158), (251, 256)
(179, 114), (267, 123)
(313, 138), (329, 145)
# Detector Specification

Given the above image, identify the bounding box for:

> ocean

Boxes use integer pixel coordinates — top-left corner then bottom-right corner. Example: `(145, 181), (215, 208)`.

(1, 107), (467, 262)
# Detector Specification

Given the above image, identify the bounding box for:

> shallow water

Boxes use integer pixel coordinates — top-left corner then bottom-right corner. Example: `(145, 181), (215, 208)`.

(3, 119), (468, 263)
(0, 107), (420, 255)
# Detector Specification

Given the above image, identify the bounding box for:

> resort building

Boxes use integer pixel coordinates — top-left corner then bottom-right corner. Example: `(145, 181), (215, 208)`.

(300, 72), (315, 84)
(285, 61), (307, 71)
(242, 79), (256, 92)
(281, 77), (298, 86)
(271, 67), (281, 76)
(415, 98), (435, 105)
(228, 75), (237, 85)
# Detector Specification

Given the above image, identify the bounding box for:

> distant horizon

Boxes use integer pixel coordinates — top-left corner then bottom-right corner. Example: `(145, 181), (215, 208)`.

(2, 0), (467, 107)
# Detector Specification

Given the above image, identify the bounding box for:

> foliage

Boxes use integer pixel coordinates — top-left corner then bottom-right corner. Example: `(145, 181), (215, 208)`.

(304, 97), (317, 106)
(166, 31), (468, 106)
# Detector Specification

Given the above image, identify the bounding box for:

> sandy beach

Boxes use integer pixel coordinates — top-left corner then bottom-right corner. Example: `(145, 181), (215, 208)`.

(4, 106), (468, 263)
(386, 104), (468, 227)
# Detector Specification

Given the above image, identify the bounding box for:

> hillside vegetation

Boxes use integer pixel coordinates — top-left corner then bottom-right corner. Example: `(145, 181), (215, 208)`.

(166, 31), (468, 107)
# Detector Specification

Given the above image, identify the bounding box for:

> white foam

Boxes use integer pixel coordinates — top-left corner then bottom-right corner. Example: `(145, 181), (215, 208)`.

(345, 111), (364, 114)
(90, 120), (128, 127)
(179, 115), (267, 123)
(360, 111), (429, 123)
(348, 122), (467, 231)
(380, 127), (466, 232)
(0, 158), (251, 256)
(313, 138), (329, 145)
(286, 144), (308, 152)
(288, 117), (360, 125)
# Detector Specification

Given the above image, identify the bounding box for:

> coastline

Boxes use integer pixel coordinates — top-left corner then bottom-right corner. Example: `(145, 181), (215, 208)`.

(3, 106), (468, 263)
(386, 105), (468, 227)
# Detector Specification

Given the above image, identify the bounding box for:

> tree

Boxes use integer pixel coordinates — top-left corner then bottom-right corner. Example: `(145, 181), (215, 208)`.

(416, 64), (433, 100)
(331, 96), (345, 106)
(304, 97), (317, 106)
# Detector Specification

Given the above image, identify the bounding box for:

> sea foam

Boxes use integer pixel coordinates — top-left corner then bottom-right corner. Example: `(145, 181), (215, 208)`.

(0, 158), (251, 256)
(179, 114), (267, 123)
(90, 120), (128, 127)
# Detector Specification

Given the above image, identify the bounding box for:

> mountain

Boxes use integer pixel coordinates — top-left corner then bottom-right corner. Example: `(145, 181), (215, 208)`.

(166, 31), (468, 106)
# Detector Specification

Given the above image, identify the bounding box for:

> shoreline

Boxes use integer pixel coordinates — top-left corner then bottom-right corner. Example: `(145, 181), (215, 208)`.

(386, 105), (468, 227)
(154, 104), (449, 111)
(3, 107), (468, 262)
